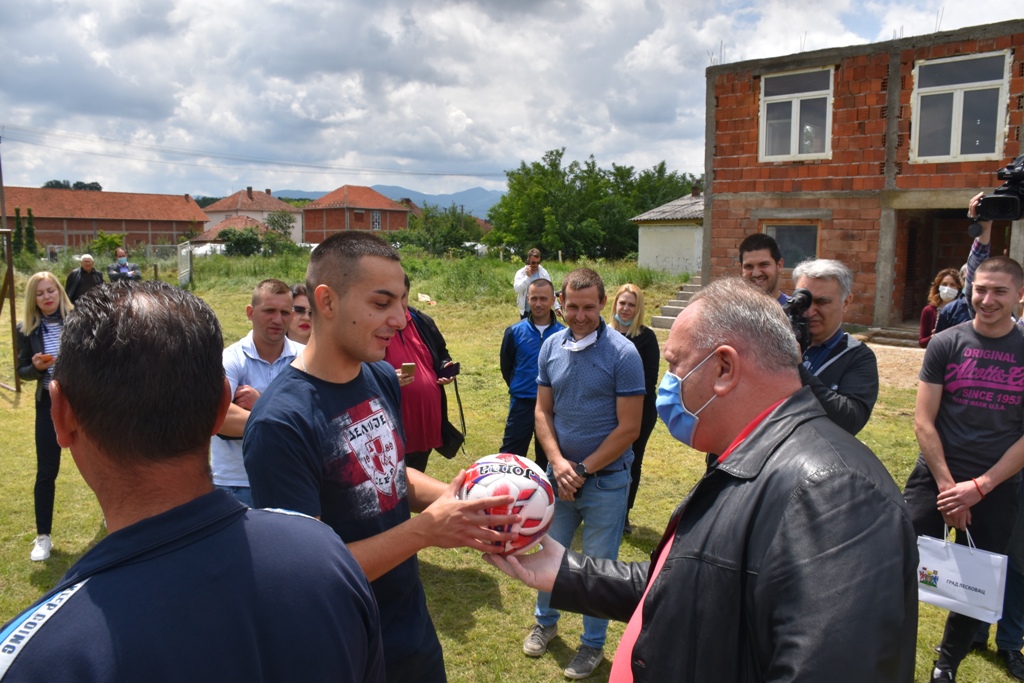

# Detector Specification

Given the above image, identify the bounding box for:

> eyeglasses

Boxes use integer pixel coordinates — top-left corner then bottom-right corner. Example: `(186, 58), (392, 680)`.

(292, 306), (311, 316)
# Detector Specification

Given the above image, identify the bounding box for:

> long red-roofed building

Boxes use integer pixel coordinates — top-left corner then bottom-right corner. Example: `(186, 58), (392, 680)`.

(302, 185), (410, 242)
(2, 186), (208, 249)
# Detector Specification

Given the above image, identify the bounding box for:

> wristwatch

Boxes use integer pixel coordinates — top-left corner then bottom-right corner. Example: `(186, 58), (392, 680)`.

(574, 462), (590, 478)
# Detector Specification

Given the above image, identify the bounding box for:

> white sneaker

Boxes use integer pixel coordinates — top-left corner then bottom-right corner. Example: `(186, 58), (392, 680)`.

(30, 535), (52, 562)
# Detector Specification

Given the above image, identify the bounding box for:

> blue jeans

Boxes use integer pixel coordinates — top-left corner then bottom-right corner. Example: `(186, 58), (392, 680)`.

(535, 467), (629, 649)
(217, 485), (253, 508)
(500, 396), (548, 471)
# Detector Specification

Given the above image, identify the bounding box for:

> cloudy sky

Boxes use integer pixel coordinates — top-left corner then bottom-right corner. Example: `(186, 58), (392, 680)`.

(0, 1), (1020, 199)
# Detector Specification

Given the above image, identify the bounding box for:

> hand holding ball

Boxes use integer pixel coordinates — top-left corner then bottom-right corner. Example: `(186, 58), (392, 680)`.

(458, 453), (555, 556)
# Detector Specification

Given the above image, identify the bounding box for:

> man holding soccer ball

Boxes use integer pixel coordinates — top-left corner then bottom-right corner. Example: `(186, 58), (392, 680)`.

(244, 232), (518, 683)
(489, 277), (918, 682)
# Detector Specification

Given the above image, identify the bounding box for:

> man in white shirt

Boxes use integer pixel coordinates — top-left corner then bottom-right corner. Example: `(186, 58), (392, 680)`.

(211, 279), (303, 506)
(514, 248), (561, 318)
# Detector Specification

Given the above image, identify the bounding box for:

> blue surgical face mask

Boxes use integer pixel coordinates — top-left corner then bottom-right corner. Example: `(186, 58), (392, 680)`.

(613, 313), (631, 327)
(118, 256), (128, 266)
(655, 350), (717, 447)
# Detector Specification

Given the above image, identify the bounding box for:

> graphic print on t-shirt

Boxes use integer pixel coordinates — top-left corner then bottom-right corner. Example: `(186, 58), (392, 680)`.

(944, 347), (1024, 411)
(337, 397), (402, 496)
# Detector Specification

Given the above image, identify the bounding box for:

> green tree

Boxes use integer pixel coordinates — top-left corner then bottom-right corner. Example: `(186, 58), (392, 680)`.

(71, 181), (103, 191)
(25, 209), (37, 255)
(399, 203), (482, 256)
(261, 230), (301, 256)
(220, 227), (262, 257)
(89, 231), (126, 256)
(265, 210), (296, 236)
(42, 180), (71, 189)
(12, 208), (23, 254)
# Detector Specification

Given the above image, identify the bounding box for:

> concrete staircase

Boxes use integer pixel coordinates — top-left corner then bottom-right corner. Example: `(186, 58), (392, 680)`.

(861, 325), (920, 348)
(652, 275), (702, 330)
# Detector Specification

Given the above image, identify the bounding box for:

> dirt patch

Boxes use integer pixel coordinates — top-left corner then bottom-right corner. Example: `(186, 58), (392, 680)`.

(867, 343), (924, 390)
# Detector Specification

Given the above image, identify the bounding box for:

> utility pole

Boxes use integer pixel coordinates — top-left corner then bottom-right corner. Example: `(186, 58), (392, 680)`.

(0, 133), (22, 391)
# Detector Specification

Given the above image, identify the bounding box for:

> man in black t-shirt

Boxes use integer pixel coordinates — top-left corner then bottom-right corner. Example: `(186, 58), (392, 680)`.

(907, 256), (1024, 682)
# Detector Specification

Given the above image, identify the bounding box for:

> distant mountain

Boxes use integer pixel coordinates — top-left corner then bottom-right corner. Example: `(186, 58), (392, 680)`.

(270, 186), (505, 218)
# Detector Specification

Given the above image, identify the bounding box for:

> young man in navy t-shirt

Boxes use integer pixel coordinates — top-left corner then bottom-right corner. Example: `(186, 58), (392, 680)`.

(244, 232), (516, 683)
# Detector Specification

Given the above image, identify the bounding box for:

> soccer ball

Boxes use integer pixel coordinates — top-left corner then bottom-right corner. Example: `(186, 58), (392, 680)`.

(458, 453), (556, 557)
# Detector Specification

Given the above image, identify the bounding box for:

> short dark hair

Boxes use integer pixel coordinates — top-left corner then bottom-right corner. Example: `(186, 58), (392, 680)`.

(561, 268), (605, 301)
(53, 281), (225, 464)
(252, 278), (291, 307)
(306, 232), (401, 317)
(977, 256), (1024, 288)
(526, 248), (542, 261)
(738, 233), (782, 263)
(528, 278), (554, 295)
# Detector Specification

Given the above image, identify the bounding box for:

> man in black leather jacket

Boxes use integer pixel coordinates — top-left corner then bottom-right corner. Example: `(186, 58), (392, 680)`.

(487, 277), (917, 682)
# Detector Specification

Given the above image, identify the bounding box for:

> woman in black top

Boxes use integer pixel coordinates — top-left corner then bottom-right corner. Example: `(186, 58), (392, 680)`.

(609, 283), (660, 534)
(16, 271), (74, 561)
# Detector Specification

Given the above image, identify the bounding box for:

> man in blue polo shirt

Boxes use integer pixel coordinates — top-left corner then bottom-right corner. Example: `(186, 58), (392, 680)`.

(792, 258), (878, 435)
(212, 278), (303, 506)
(521, 267), (644, 680)
(0, 281), (384, 682)
(499, 278), (565, 471)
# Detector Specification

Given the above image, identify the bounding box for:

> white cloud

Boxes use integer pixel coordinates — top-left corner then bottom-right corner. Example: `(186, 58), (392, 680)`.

(0, 0), (1019, 198)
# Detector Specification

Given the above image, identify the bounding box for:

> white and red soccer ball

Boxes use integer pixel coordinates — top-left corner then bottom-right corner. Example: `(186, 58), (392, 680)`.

(458, 453), (555, 557)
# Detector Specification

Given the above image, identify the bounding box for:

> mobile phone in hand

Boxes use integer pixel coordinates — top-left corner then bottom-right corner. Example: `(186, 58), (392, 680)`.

(401, 363), (416, 377)
(438, 362), (460, 379)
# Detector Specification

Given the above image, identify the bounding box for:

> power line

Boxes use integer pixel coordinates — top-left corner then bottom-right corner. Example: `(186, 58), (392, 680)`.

(0, 123), (507, 179)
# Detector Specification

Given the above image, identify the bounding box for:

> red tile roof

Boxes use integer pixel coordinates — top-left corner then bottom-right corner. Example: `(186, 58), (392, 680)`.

(193, 215), (268, 242)
(2, 187), (209, 222)
(306, 185), (410, 212)
(203, 187), (300, 213)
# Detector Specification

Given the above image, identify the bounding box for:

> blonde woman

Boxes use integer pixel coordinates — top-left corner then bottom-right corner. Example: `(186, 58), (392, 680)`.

(17, 272), (74, 561)
(609, 284), (660, 534)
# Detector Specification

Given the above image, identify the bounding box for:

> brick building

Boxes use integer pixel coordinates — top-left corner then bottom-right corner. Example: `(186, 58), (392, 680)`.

(203, 187), (303, 243)
(2, 187), (208, 249)
(704, 19), (1024, 326)
(302, 185), (410, 243)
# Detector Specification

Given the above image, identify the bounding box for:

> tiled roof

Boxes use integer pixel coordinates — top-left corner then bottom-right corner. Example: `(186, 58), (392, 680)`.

(2, 186), (209, 222)
(193, 215), (268, 242)
(631, 194), (704, 223)
(306, 185), (410, 212)
(204, 187), (300, 213)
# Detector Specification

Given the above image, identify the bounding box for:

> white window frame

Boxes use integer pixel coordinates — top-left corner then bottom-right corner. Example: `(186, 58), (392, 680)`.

(910, 51), (1010, 164)
(371, 210), (382, 230)
(758, 67), (834, 162)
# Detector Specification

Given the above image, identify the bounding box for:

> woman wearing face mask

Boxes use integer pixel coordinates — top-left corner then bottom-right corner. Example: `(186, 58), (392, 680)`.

(16, 272), (74, 562)
(919, 268), (962, 348)
(609, 284), (660, 534)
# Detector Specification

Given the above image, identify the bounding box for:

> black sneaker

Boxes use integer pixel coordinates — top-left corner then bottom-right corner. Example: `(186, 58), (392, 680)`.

(931, 664), (955, 682)
(999, 649), (1024, 680)
(623, 518), (632, 535)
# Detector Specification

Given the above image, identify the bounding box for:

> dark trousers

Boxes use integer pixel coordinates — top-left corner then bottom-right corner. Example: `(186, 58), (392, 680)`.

(627, 401), (658, 511)
(34, 390), (62, 536)
(406, 451), (430, 473)
(500, 396), (547, 472)
(904, 461), (1020, 672)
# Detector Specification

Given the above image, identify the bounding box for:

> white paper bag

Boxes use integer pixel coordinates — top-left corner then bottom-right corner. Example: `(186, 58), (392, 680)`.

(917, 527), (1008, 623)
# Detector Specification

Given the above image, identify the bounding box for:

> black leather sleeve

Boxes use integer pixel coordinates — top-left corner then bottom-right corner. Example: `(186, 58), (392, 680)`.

(550, 550), (650, 623)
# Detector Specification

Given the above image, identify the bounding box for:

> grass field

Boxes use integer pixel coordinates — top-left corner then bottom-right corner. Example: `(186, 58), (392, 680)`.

(0, 254), (1016, 682)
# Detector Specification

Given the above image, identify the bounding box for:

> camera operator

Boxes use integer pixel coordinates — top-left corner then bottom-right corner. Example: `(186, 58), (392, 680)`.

(935, 192), (992, 335)
(791, 259), (878, 435)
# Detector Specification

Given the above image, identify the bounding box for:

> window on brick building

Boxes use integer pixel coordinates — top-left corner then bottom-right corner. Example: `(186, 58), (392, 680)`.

(910, 51), (1009, 163)
(372, 211), (382, 230)
(763, 222), (819, 266)
(759, 68), (833, 162)
(354, 210), (365, 223)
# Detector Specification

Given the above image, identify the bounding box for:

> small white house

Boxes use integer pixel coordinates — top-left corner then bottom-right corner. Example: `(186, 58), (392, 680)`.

(631, 188), (703, 275)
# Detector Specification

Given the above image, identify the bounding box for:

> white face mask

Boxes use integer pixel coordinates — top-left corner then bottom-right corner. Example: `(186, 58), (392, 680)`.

(938, 285), (958, 302)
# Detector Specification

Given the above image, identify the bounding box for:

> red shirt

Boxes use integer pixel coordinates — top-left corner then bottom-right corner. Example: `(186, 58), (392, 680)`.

(384, 311), (442, 452)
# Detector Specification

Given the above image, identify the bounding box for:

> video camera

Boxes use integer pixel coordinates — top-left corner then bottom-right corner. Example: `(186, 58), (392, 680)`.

(970, 154), (1024, 236)
(783, 288), (813, 352)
